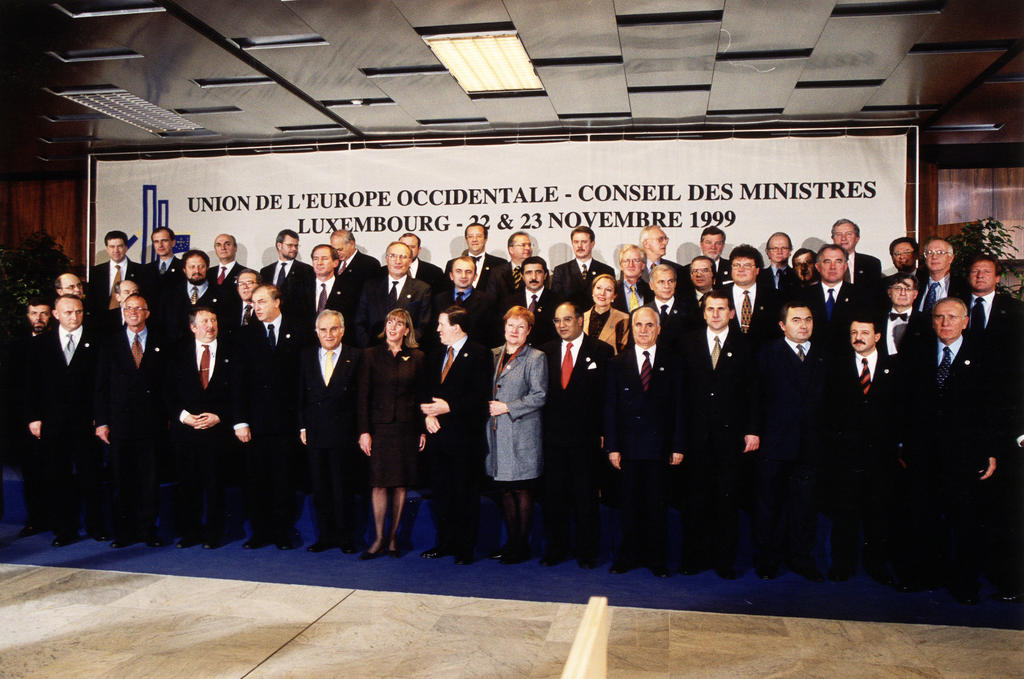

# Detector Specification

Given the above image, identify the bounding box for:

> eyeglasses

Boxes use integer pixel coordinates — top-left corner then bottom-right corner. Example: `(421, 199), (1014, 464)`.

(767, 246), (791, 252)
(386, 253), (410, 260)
(923, 249), (952, 257)
(892, 249), (916, 257)
(888, 285), (915, 293)
(124, 305), (149, 313)
(731, 262), (756, 270)
(621, 258), (644, 265)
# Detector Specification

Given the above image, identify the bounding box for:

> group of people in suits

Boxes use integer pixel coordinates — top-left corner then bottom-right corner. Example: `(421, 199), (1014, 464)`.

(4, 216), (1021, 607)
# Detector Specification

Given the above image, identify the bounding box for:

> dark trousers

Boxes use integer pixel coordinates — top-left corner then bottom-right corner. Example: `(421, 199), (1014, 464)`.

(109, 437), (159, 541)
(617, 459), (668, 568)
(175, 435), (225, 545)
(683, 454), (740, 571)
(17, 433), (49, 529)
(429, 445), (481, 558)
(245, 434), (295, 543)
(44, 431), (106, 539)
(754, 458), (817, 570)
(543, 443), (601, 562)
(307, 445), (356, 545)
(828, 463), (893, 570)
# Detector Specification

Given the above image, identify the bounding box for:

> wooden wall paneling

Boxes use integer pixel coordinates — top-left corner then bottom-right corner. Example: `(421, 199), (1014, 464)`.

(915, 161), (939, 241)
(41, 178), (86, 271)
(7, 180), (44, 248)
(991, 167), (1024, 258)
(0, 181), (12, 246)
(938, 168), (994, 225)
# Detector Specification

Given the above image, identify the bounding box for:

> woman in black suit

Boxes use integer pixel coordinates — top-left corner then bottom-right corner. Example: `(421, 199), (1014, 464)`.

(357, 308), (426, 558)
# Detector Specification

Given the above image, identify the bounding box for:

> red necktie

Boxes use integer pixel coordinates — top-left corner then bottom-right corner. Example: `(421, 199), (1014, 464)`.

(561, 342), (573, 389)
(217, 266), (226, 285)
(200, 344), (211, 389)
(131, 333), (143, 369)
(860, 357), (871, 395)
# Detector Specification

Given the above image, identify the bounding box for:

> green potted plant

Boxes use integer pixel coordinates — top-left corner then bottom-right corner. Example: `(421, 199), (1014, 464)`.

(947, 217), (1022, 299)
(0, 232), (72, 338)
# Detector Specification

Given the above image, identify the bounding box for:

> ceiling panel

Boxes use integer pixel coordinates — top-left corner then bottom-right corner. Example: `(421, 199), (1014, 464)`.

(325, 103), (423, 134)
(505, 0), (621, 59)
(628, 90), (709, 122)
(802, 14), (938, 82)
(471, 95), (561, 126)
(708, 57), (808, 111)
(391, 0), (512, 28)
(918, 0), (1024, 43)
(172, 0), (317, 41)
(718, 0), (834, 53)
(368, 73), (482, 122)
(536, 64), (631, 115)
(866, 52), (1007, 107)
(614, 0), (725, 15)
(783, 86), (880, 116)
(620, 21), (720, 88)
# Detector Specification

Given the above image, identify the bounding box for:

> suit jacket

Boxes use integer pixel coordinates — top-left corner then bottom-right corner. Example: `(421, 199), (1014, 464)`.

(642, 258), (684, 283)
(756, 338), (827, 463)
(966, 292), (1024, 358)
(354, 276), (432, 347)
(550, 258), (615, 310)
(87, 260), (148, 317)
(644, 299), (689, 354)
(915, 271), (970, 310)
(157, 282), (226, 345)
(757, 266), (800, 299)
(603, 343), (685, 461)
(583, 307), (630, 355)
(541, 334), (612, 450)
(851, 253), (883, 287)
(26, 327), (101, 438)
(799, 282), (866, 352)
(412, 259), (446, 291)
(875, 305), (930, 357)
(679, 329), (760, 460)
(231, 317), (305, 436)
(94, 327), (168, 439)
(424, 340), (492, 455)
(337, 250), (380, 306)
(489, 260), (529, 299)
(486, 345), (547, 480)
(295, 275), (350, 339)
(206, 262), (251, 312)
(431, 287), (501, 350)
(445, 252), (506, 295)
(145, 256), (184, 311)
(825, 349), (901, 468)
(501, 289), (564, 347)
(611, 278), (652, 314)
(724, 283), (782, 350)
(298, 344), (361, 448)
(259, 259), (315, 318)
(356, 344), (426, 430)
(163, 339), (233, 445)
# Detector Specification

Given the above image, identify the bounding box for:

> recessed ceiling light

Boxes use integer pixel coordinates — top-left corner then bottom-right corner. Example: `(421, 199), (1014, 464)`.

(232, 34), (328, 50)
(422, 31), (542, 93)
(51, 0), (164, 18)
(47, 48), (142, 63)
(46, 85), (204, 134)
(192, 76), (275, 88)
(927, 123), (1004, 132)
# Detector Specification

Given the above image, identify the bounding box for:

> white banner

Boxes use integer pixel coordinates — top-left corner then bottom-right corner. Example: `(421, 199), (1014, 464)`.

(94, 135), (908, 272)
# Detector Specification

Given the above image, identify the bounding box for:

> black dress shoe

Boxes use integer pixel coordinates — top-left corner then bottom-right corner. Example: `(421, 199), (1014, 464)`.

(827, 564), (854, 582)
(307, 541), (335, 553)
(176, 537), (200, 549)
(539, 553), (565, 567)
(487, 546), (507, 560)
(993, 590), (1021, 604)
(19, 525), (45, 538)
(714, 566), (738, 580)
(650, 565), (671, 578)
(52, 534), (77, 547)
(609, 561), (634, 575)
(276, 542), (293, 550)
(454, 554), (474, 565)
(420, 546), (450, 559)
(359, 546), (384, 561)
(202, 542), (219, 550)
(952, 589), (980, 606)
(756, 564), (779, 580)
(387, 547), (401, 558)
(110, 539), (135, 549)
(340, 543), (357, 554)
(789, 562), (824, 582)
(243, 538), (267, 549)
(577, 558), (598, 570)
(146, 537), (166, 548)
(90, 533), (111, 542)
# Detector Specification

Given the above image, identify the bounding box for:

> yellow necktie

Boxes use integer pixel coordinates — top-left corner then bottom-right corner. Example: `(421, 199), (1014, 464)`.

(323, 350), (334, 384)
(628, 285), (639, 312)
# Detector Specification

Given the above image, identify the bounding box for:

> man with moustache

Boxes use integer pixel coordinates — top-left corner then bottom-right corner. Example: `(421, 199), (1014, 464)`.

(551, 227), (614, 309)
(680, 256), (716, 329)
(754, 302), (828, 581)
(260, 229), (314, 318)
(605, 307), (685, 578)
(678, 291), (760, 579)
(355, 241), (432, 347)
(539, 302), (612, 568)
(502, 256), (561, 347)
(95, 292), (167, 547)
(27, 295), (106, 545)
(444, 222), (506, 293)
(231, 284), (305, 550)
(299, 309), (362, 554)
(164, 307), (232, 549)
(158, 249), (223, 343)
(432, 255), (499, 349)
(823, 318), (901, 585)
(419, 307), (492, 564)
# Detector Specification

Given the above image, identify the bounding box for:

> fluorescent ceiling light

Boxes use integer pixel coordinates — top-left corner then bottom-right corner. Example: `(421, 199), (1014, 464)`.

(47, 86), (203, 134)
(422, 31), (542, 93)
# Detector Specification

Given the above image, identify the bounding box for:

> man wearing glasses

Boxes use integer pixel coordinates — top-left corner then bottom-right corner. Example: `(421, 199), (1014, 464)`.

(758, 232), (799, 298)
(915, 238), (969, 313)
(639, 226), (682, 282)
(491, 232), (534, 298)
(355, 241), (431, 347)
(878, 274), (925, 356)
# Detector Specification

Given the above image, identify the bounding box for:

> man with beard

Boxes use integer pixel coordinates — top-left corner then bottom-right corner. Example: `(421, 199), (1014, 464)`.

(158, 250), (224, 344)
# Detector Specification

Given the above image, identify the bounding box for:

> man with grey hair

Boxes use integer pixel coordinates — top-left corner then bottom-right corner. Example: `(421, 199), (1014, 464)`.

(831, 218), (881, 286)
(639, 225), (682, 282)
(331, 229), (380, 310)
(299, 308), (362, 553)
(915, 237), (969, 314)
(614, 245), (652, 314)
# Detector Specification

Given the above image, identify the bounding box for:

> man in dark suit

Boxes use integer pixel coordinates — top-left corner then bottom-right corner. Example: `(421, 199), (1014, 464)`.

(831, 218), (882, 288)
(723, 244), (782, 350)
(754, 301), (828, 581)
(550, 226), (615, 310)
(758, 232), (800, 298)
(259, 229), (315, 319)
(489, 232), (534, 299)
(296, 244), (349, 335)
(231, 284), (306, 550)
(889, 236), (920, 276)
(916, 237), (969, 314)
(799, 244), (865, 353)
(222, 270), (261, 337)
(679, 256), (715, 330)
(102, 279), (140, 335)
(145, 226), (183, 313)
(331, 229), (380, 309)
(27, 295), (107, 545)
(94, 292), (167, 548)
(393, 233), (445, 292)
(613, 245), (652, 314)
(208, 233), (250, 312)
(604, 306), (685, 577)
(639, 225), (683, 283)
(501, 256), (561, 347)
(877, 273), (928, 356)
(355, 241), (432, 347)
(540, 302), (612, 568)
(678, 291), (760, 579)
(158, 250), (226, 344)
(432, 255), (500, 349)
(681, 226), (731, 289)
(419, 306), (492, 564)
(965, 254), (1024, 354)
(444, 222), (506, 294)
(87, 230), (149, 319)
(164, 306), (232, 549)
(299, 309), (362, 553)
(644, 263), (689, 353)
(900, 298), (997, 604)
(823, 317), (901, 585)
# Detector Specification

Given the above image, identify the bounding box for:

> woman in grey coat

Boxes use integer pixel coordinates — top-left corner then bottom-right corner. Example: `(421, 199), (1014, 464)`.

(486, 305), (548, 564)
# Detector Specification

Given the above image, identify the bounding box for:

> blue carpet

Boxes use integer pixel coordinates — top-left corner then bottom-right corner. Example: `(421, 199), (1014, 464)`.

(1, 474), (1021, 631)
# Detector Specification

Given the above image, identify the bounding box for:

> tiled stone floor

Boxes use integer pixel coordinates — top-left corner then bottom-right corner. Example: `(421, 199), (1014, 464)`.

(0, 564), (1020, 678)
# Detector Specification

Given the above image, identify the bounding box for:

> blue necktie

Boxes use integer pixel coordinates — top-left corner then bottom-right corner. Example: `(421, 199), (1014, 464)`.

(923, 281), (939, 313)
(936, 346), (952, 389)
(266, 323), (276, 349)
(825, 288), (835, 321)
